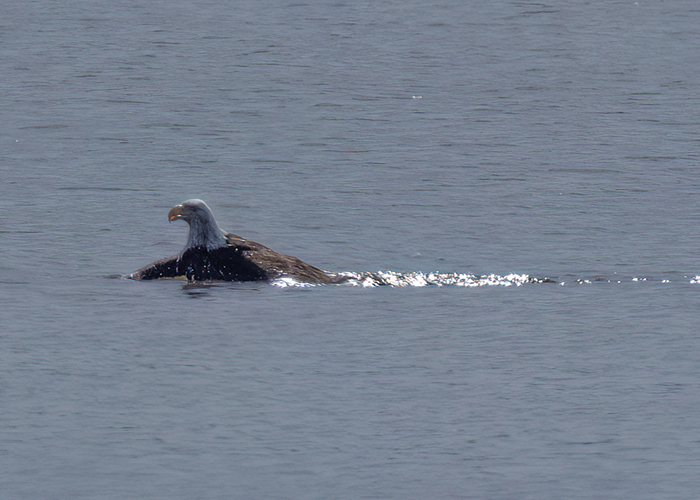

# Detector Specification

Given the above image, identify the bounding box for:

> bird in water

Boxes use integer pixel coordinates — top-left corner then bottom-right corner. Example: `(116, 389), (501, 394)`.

(129, 199), (346, 284)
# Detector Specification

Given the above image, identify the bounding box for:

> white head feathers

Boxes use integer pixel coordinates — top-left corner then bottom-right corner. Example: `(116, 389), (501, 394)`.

(168, 199), (228, 250)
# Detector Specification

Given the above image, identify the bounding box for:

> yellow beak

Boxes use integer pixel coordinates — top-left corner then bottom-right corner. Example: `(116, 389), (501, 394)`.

(168, 205), (185, 222)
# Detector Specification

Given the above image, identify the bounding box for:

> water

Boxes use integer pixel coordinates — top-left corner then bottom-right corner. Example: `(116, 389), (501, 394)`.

(2, 1), (700, 498)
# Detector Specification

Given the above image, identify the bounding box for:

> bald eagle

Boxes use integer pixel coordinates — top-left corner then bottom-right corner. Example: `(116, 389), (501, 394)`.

(129, 199), (346, 284)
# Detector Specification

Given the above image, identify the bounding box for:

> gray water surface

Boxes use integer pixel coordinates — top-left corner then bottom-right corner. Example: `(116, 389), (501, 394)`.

(2, 1), (700, 499)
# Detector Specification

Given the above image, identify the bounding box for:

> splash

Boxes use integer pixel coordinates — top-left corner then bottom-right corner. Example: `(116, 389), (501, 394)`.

(202, 272), (700, 289)
(339, 271), (552, 288)
(268, 271), (550, 288)
(270, 276), (320, 288)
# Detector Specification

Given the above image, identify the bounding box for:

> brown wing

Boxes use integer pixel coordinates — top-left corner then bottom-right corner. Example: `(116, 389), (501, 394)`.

(130, 234), (346, 284)
(129, 255), (181, 280)
(224, 232), (346, 284)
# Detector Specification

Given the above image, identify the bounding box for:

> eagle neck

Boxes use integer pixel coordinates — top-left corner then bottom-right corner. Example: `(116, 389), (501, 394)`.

(184, 215), (227, 251)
